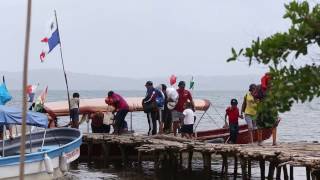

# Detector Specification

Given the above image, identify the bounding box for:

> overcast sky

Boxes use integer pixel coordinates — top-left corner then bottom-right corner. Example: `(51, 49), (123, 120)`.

(0, 0), (292, 78)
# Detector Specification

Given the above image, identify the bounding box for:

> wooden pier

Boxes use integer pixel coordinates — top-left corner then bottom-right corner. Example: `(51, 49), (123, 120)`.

(80, 133), (320, 179)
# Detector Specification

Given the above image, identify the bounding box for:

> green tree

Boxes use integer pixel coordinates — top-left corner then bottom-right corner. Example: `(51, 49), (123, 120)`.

(228, 1), (320, 128)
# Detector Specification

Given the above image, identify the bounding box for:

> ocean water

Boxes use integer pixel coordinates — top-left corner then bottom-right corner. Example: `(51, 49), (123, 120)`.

(8, 90), (320, 179)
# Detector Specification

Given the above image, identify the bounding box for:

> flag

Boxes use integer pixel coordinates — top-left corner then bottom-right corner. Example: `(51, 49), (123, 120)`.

(189, 76), (195, 90)
(0, 76), (12, 105)
(26, 84), (38, 102)
(34, 86), (48, 112)
(169, 75), (177, 86)
(40, 16), (60, 62)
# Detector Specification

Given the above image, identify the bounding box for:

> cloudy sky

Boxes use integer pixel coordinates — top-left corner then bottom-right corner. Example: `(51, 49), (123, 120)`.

(0, 0), (291, 78)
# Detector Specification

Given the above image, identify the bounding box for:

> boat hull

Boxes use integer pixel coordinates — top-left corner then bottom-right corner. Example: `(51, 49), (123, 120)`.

(0, 128), (82, 179)
(195, 124), (273, 144)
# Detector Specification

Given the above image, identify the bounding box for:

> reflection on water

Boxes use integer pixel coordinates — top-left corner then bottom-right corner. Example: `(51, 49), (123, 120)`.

(8, 90), (320, 179)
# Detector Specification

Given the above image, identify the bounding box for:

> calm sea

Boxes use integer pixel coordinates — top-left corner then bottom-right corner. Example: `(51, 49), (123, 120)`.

(8, 90), (320, 179)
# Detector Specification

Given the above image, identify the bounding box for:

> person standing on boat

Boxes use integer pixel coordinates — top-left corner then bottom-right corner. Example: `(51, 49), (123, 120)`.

(225, 99), (242, 144)
(142, 81), (158, 135)
(70, 92), (80, 129)
(241, 84), (258, 144)
(105, 91), (129, 135)
(172, 81), (194, 136)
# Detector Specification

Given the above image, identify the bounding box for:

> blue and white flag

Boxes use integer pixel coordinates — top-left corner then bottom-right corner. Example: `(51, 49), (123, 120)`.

(40, 16), (60, 62)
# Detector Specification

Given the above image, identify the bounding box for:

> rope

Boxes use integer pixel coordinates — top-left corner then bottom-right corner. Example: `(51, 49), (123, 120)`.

(204, 112), (220, 126)
(212, 105), (225, 121)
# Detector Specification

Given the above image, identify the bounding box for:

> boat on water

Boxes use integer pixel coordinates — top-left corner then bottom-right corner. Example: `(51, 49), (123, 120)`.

(0, 105), (82, 179)
(44, 97), (275, 144)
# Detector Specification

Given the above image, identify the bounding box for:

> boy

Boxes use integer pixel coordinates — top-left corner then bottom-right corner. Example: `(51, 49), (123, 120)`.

(225, 99), (242, 144)
(181, 102), (195, 139)
(70, 92), (80, 129)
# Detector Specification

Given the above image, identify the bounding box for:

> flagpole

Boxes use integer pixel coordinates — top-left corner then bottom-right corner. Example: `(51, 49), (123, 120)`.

(54, 10), (72, 122)
(20, 0), (32, 179)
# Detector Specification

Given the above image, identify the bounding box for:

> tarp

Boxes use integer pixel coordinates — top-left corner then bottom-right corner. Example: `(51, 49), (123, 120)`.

(0, 105), (48, 128)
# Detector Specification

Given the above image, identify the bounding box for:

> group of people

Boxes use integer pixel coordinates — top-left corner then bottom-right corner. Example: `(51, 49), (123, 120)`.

(68, 91), (129, 134)
(68, 80), (196, 138)
(224, 73), (277, 145)
(68, 73), (277, 144)
(142, 80), (195, 138)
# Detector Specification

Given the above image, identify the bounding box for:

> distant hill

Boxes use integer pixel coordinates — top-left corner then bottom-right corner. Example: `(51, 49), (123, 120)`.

(0, 69), (261, 91)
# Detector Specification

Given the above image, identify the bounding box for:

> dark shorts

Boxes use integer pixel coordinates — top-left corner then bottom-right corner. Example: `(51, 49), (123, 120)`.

(181, 124), (193, 134)
(91, 124), (110, 133)
(70, 108), (79, 121)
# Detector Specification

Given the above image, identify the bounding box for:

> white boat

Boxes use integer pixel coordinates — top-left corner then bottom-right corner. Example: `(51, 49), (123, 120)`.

(0, 105), (82, 179)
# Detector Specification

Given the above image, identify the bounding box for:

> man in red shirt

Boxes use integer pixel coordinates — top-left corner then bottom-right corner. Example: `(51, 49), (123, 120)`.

(172, 81), (195, 136)
(105, 91), (129, 134)
(225, 99), (243, 144)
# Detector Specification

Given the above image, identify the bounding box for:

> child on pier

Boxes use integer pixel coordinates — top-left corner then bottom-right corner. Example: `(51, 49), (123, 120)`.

(225, 99), (242, 144)
(70, 92), (80, 129)
(181, 102), (195, 139)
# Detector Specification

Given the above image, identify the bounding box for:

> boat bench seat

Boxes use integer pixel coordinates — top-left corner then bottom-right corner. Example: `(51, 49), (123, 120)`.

(37, 145), (60, 152)
(196, 129), (249, 141)
(197, 133), (229, 140)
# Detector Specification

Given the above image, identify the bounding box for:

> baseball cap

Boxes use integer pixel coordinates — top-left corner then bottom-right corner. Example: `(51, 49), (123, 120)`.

(231, 98), (238, 105)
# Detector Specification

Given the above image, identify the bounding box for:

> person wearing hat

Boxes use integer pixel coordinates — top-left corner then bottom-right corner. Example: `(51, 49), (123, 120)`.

(105, 91), (129, 134)
(241, 84), (258, 144)
(172, 81), (195, 136)
(142, 81), (158, 135)
(225, 98), (243, 144)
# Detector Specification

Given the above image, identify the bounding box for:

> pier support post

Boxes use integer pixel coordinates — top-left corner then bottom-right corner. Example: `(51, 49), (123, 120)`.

(234, 156), (238, 180)
(179, 152), (183, 168)
(283, 165), (289, 180)
(311, 170), (320, 180)
(137, 151), (143, 170)
(306, 167), (311, 180)
(102, 143), (110, 167)
(188, 151), (193, 171)
(221, 154), (228, 179)
(203, 152), (212, 173)
(290, 166), (294, 180)
(87, 142), (93, 161)
(268, 162), (276, 180)
(154, 151), (160, 172)
(248, 159), (252, 179)
(240, 158), (248, 180)
(119, 144), (128, 167)
(276, 166), (282, 180)
(260, 160), (265, 180)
